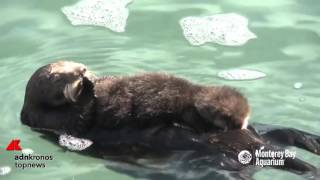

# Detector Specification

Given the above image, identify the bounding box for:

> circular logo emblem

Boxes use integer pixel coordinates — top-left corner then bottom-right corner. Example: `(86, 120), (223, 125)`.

(238, 150), (252, 164)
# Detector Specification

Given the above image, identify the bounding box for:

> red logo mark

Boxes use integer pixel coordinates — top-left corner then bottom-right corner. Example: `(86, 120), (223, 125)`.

(6, 139), (22, 151)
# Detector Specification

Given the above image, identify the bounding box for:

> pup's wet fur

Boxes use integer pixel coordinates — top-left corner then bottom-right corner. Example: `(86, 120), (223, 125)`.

(93, 73), (250, 132)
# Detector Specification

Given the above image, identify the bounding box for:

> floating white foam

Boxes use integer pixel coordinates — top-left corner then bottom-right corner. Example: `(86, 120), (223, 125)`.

(217, 69), (266, 80)
(22, 148), (34, 155)
(0, 166), (11, 176)
(62, 0), (132, 32)
(180, 13), (256, 46)
(294, 82), (303, 89)
(59, 134), (93, 151)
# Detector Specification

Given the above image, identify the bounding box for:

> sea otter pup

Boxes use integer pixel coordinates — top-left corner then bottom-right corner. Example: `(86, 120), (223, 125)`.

(93, 73), (250, 132)
(21, 61), (250, 134)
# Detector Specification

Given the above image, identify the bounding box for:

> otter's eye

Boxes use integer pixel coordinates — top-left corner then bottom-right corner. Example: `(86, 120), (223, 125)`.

(50, 74), (65, 83)
(55, 93), (64, 100)
(49, 73), (60, 80)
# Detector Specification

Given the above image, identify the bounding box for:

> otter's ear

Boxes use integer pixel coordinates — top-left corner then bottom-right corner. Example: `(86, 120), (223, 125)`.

(63, 78), (83, 103)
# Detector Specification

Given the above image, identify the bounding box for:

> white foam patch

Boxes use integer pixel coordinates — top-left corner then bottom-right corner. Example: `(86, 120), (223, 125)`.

(180, 13), (256, 46)
(59, 134), (93, 151)
(294, 82), (303, 89)
(62, 0), (132, 32)
(22, 148), (34, 155)
(0, 166), (11, 176)
(218, 69), (266, 80)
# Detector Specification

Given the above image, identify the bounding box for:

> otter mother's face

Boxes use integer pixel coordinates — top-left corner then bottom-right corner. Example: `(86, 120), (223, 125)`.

(28, 61), (96, 107)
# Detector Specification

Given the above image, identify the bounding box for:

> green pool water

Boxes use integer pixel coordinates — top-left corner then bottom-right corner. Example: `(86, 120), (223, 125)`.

(0, 0), (319, 179)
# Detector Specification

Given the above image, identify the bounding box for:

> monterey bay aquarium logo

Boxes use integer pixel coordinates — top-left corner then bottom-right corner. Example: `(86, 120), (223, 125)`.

(238, 146), (296, 167)
(1, 139), (54, 170)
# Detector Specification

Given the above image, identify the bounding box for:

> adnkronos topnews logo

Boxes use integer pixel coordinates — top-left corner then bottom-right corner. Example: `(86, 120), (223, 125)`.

(0, 138), (54, 176)
(238, 146), (296, 167)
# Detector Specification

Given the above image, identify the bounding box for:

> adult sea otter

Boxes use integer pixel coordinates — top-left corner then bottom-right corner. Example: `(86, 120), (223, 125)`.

(20, 61), (320, 179)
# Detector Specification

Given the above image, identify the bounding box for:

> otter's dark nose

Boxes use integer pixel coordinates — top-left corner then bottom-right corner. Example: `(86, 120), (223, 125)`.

(76, 66), (87, 75)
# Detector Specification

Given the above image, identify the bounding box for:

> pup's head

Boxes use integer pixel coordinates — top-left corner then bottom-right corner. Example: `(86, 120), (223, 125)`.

(212, 86), (250, 131)
(196, 86), (250, 132)
(21, 61), (97, 134)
